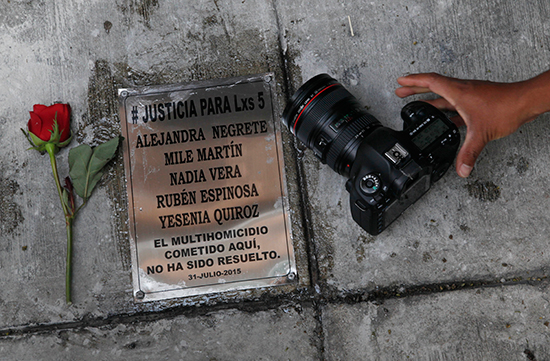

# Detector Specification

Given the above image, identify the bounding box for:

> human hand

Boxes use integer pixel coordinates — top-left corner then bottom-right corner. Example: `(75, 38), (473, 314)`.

(395, 73), (542, 177)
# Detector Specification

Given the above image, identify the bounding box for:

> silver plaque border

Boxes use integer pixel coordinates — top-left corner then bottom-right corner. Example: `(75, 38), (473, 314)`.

(118, 74), (296, 302)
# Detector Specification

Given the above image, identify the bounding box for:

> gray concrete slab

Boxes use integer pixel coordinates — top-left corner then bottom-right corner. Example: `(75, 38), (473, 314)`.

(277, 0), (550, 293)
(1, 0), (550, 360)
(0, 304), (320, 361)
(0, 0), (309, 329)
(323, 283), (550, 360)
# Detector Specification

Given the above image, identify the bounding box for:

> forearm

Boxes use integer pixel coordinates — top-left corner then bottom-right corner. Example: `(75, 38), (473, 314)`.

(521, 70), (550, 119)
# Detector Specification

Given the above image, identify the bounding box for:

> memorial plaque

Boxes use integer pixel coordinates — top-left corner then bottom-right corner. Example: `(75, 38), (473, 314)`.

(118, 74), (296, 302)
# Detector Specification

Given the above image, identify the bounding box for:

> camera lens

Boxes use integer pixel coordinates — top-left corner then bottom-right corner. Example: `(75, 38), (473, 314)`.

(282, 74), (381, 177)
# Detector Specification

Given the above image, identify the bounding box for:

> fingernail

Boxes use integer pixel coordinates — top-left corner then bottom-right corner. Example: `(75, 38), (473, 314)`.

(458, 164), (472, 178)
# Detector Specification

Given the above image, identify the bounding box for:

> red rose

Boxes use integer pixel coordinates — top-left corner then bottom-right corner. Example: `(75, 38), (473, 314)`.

(28, 103), (71, 143)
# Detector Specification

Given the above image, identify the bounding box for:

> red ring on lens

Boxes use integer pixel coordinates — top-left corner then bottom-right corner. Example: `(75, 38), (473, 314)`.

(292, 83), (338, 134)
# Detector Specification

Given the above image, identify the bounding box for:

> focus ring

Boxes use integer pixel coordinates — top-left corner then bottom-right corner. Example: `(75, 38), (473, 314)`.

(326, 113), (380, 171)
(295, 86), (350, 140)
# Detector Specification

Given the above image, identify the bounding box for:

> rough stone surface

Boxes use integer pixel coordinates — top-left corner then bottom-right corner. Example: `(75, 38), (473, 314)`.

(0, 0), (309, 329)
(1, 0), (550, 360)
(322, 283), (550, 360)
(0, 305), (320, 361)
(278, 0), (550, 295)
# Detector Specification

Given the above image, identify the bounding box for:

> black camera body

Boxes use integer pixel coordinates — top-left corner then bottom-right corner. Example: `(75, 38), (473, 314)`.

(282, 74), (460, 235)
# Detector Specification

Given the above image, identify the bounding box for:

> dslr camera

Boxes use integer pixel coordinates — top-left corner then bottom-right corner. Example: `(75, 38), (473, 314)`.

(282, 74), (460, 235)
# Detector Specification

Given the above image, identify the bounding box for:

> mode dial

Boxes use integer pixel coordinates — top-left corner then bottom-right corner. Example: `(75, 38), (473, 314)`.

(360, 174), (381, 195)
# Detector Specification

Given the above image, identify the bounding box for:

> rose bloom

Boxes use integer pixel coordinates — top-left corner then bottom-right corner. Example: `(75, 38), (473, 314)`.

(28, 103), (71, 142)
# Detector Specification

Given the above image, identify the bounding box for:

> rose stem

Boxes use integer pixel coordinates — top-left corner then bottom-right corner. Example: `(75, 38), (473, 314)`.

(45, 143), (73, 304)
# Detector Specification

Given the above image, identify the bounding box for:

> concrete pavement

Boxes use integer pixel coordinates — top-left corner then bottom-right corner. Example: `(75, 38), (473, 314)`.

(1, 1), (549, 360)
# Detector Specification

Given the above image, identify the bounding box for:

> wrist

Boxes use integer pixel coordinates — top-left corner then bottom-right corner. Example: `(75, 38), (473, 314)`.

(521, 71), (550, 119)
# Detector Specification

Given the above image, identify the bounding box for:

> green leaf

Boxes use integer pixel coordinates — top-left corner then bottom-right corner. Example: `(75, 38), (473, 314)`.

(68, 136), (121, 200)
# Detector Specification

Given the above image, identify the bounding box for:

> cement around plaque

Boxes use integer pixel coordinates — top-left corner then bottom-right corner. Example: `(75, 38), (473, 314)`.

(118, 74), (296, 302)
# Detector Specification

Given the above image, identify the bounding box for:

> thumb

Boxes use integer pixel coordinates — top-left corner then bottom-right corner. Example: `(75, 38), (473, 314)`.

(455, 131), (487, 178)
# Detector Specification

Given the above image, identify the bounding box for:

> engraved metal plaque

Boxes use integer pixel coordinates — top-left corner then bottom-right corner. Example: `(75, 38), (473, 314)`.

(118, 74), (296, 302)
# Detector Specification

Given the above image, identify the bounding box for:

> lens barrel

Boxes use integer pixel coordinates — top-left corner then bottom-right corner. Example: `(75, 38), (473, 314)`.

(282, 74), (380, 177)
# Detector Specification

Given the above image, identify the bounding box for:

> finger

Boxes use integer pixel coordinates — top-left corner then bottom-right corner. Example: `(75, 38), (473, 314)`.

(395, 86), (432, 98)
(396, 73), (444, 88)
(397, 73), (458, 101)
(423, 99), (465, 126)
(449, 114), (466, 128)
(455, 131), (486, 178)
(422, 98), (456, 112)
(419, 98), (465, 127)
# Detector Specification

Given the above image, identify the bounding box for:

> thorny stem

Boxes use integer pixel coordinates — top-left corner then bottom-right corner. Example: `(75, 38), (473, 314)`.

(65, 217), (73, 305)
(45, 143), (68, 216)
(45, 143), (73, 304)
